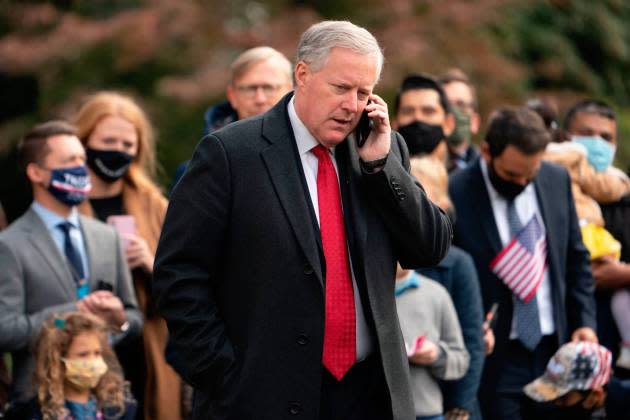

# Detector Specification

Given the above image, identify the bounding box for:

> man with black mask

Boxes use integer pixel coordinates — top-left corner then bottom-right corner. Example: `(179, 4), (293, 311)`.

(393, 74), (455, 162)
(450, 107), (597, 420)
(395, 74), (489, 420)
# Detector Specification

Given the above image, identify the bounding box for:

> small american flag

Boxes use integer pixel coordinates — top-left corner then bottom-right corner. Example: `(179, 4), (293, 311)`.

(489, 215), (547, 302)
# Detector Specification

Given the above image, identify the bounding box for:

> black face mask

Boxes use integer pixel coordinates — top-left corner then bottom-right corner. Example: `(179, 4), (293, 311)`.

(86, 148), (133, 183)
(488, 159), (528, 201)
(397, 120), (444, 156)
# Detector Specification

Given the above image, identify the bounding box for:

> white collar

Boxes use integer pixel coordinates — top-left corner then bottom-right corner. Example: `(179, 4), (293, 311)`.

(288, 96), (334, 156)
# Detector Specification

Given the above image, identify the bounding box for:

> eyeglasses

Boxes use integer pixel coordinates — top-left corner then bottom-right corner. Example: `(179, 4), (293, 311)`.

(451, 99), (476, 113)
(234, 83), (284, 98)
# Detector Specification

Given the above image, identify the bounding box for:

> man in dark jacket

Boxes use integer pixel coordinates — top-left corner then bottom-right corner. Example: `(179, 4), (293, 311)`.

(450, 107), (597, 420)
(172, 46), (293, 187)
(154, 20), (452, 420)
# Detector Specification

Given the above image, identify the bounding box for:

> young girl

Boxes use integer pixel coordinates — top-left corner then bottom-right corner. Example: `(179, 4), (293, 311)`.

(23, 312), (136, 419)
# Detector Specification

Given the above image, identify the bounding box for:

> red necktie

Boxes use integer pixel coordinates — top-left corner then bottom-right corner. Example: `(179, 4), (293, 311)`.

(312, 145), (356, 381)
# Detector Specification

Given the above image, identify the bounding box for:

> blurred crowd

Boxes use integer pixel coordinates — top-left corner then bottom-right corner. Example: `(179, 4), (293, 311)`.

(1, 23), (630, 420)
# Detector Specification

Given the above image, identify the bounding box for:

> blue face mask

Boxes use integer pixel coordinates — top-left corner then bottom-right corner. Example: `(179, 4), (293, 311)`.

(572, 135), (616, 172)
(47, 165), (92, 207)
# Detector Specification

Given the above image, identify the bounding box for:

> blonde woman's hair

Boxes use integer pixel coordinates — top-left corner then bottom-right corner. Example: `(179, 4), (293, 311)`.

(34, 312), (127, 420)
(74, 91), (160, 189)
(410, 156), (453, 211)
(74, 91), (168, 253)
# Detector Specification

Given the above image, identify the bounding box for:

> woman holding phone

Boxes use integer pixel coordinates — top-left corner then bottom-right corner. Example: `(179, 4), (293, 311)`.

(74, 91), (182, 420)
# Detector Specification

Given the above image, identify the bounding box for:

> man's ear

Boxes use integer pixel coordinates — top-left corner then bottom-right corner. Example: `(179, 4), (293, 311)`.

(26, 162), (46, 185)
(443, 113), (456, 137)
(294, 61), (310, 89)
(480, 141), (492, 163)
(470, 111), (481, 135)
(226, 85), (237, 109)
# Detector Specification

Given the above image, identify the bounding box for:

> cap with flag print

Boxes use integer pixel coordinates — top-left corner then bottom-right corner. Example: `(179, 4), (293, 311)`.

(524, 341), (612, 402)
(489, 214), (547, 302)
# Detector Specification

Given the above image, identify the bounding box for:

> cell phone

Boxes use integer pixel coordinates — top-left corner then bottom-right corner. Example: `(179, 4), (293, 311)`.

(485, 303), (499, 329)
(96, 280), (113, 292)
(355, 99), (373, 148)
(405, 334), (426, 357)
(107, 215), (136, 249)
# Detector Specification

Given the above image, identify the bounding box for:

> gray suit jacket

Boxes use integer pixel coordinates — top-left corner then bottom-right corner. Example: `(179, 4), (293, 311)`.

(0, 206), (142, 402)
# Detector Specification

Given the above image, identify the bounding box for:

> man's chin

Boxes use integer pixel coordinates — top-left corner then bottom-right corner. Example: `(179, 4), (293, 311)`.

(318, 131), (350, 148)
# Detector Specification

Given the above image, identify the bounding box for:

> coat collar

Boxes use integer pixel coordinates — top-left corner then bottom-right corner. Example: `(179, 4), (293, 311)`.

(259, 93), (369, 288)
(23, 207), (76, 299)
(395, 271), (422, 297)
(260, 93), (324, 285)
(469, 159), (503, 255)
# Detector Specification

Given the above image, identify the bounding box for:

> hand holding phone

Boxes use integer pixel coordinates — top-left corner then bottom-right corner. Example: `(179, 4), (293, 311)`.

(107, 215), (136, 250)
(354, 95), (392, 162)
(405, 334), (426, 357)
(355, 99), (373, 148)
(485, 303), (499, 329)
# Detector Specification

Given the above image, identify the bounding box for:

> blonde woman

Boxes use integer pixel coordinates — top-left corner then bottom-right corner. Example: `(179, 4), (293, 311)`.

(74, 92), (181, 420)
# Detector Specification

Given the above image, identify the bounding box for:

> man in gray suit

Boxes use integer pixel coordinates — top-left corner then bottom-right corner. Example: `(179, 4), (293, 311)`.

(154, 21), (452, 420)
(0, 120), (142, 403)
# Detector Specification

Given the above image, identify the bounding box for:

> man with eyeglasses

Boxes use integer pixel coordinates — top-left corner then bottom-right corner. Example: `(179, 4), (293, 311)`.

(438, 68), (481, 173)
(172, 47), (293, 187)
(203, 46), (293, 135)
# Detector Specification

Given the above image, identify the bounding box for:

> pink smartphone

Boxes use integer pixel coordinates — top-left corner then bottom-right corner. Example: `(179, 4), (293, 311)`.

(107, 215), (136, 249)
(405, 335), (426, 357)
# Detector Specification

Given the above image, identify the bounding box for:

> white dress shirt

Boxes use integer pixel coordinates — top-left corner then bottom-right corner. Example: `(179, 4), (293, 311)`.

(480, 159), (555, 338)
(288, 97), (374, 361)
(31, 201), (90, 279)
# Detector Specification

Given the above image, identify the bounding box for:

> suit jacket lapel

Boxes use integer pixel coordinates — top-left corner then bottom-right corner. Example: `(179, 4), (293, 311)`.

(80, 217), (102, 290)
(470, 161), (503, 256)
(533, 166), (560, 279)
(338, 136), (368, 255)
(23, 208), (76, 299)
(260, 94), (324, 286)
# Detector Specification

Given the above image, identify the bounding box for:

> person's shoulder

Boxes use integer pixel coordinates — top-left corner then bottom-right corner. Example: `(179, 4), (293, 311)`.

(79, 215), (117, 238)
(449, 160), (480, 187)
(539, 159), (569, 178)
(438, 245), (473, 268)
(134, 183), (168, 214)
(422, 277), (450, 298)
(210, 114), (265, 147)
(0, 210), (36, 243)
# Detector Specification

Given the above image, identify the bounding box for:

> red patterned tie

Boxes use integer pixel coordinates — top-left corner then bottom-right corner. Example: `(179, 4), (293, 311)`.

(312, 145), (356, 381)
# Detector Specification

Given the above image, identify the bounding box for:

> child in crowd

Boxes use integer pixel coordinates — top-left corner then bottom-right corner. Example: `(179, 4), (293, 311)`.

(531, 98), (630, 369)
(7, 312), (136, 419)
(395, 263), (470, 420)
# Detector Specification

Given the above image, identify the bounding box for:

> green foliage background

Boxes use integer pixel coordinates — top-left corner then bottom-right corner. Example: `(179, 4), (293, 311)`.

(1, 0), (630, 219)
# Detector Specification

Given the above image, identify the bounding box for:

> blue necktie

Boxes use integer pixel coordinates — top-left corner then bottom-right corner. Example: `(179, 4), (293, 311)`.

(507, 200), (542, 351)
(57, 221), (86, 281)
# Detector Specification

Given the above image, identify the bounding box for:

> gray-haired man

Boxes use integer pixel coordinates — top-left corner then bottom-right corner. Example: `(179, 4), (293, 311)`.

(154, 20), (452, 420)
